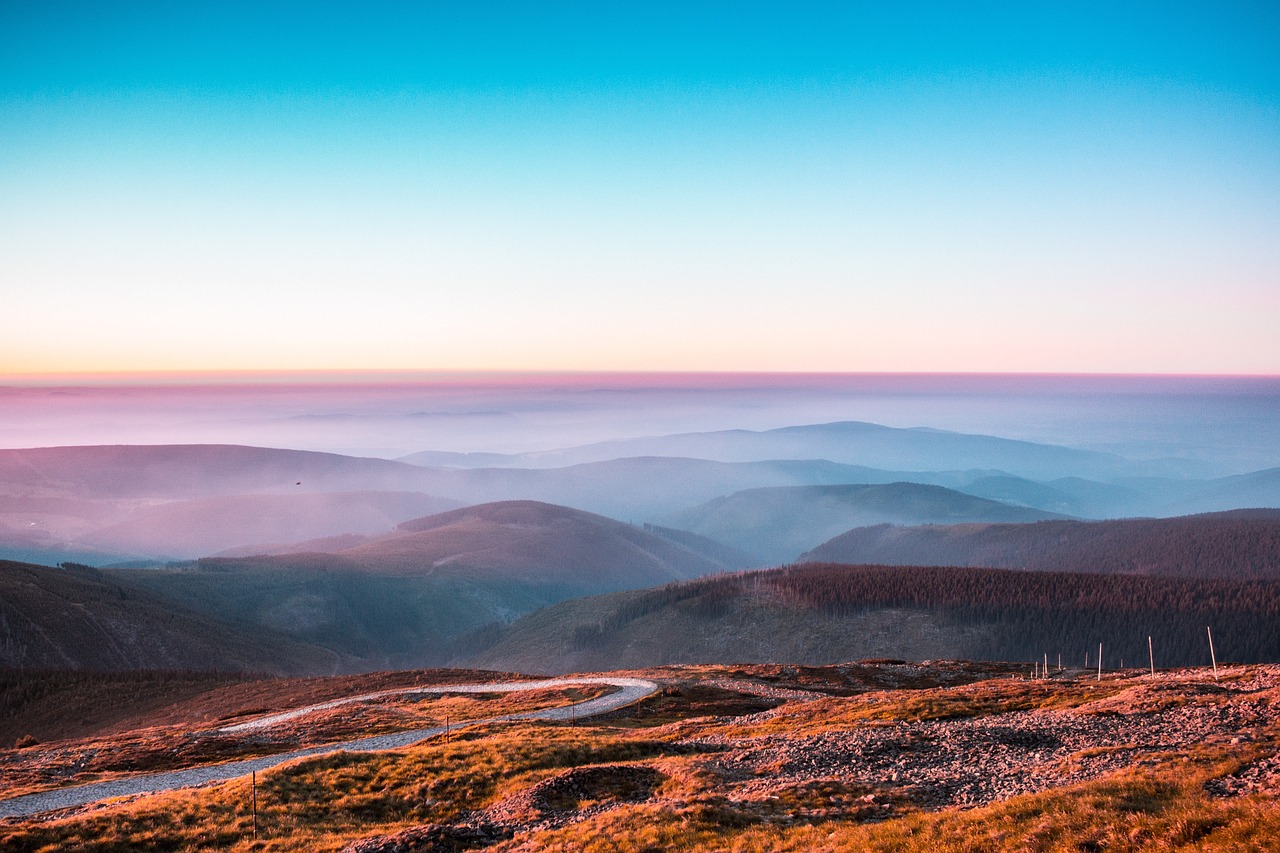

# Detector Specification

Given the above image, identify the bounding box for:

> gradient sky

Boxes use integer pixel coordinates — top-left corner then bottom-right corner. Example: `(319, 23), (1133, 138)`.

(2, 2), (1278, 375)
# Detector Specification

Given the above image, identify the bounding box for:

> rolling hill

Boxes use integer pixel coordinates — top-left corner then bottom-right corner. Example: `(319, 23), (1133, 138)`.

(1161, 467), (1280, 516)
(461, 562), (1280, 674)
(0, 560), (336, 673)
(0, 444), (438, 499)
(384, 455), (985, 522)
(71, 491), (463, 560)
(4, 444), (1276, 569)
(662, 482), (1065, 564)
(108, 501), (740, 669)
(952, 474), (1151, 518)
(800, 509), (1280, 578)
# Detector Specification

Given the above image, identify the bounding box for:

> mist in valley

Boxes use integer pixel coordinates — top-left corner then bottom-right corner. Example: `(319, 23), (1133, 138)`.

(3, 372), (1279, 673)
(3, 373), (1277, 473)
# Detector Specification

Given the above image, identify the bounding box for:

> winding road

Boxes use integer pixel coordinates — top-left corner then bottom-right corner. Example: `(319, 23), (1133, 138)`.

(0, 676), (659, 820)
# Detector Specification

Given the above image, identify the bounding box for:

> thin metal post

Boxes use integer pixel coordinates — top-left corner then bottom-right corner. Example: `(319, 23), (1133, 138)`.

(1097, 642), (1102, 682)
(1148, 636), (1155, 677)
(1207, 626), (1219, 682)
(1044, 653), (1048, 679)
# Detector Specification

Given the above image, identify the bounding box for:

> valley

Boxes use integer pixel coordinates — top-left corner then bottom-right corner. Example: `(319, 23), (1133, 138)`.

(2, 376), (1278, 850)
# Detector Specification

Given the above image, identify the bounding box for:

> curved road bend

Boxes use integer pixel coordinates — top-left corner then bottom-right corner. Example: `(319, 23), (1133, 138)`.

(0, 677), (659, 820)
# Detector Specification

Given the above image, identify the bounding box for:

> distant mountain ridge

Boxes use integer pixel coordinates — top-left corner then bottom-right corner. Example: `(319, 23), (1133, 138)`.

(505, 420), (1202, 479)
(663, 482), (1065, 564)
(801, 509), (1280, 578)
(2, 440), (1277, 568)
(71, 492), (464, 560)
(0, 444), (429, 499)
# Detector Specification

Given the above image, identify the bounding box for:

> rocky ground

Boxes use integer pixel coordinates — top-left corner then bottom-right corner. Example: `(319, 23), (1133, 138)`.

(703, 672), (1278, 809)
(344, 664), (1280, 852)
(2, 662), (1276, 852)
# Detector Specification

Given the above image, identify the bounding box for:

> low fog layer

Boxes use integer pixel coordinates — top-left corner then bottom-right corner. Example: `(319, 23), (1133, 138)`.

(2, 374), (1278, 474)
(1, 374), (1278, 672)
(1, 372), (1277, 571)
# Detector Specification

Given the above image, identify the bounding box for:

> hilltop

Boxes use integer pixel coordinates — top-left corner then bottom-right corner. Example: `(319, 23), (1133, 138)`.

(334, 500), (731, 586)
(108, 502), (739, 670)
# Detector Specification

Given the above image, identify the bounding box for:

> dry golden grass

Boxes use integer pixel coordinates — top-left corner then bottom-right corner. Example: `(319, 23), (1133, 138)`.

(2, 665), (1277, 852)
(496, 745), (1280, 853)
(0, 723), (680, 852)
(670, 675), (1125, 742)
(0, 684), (610, 800)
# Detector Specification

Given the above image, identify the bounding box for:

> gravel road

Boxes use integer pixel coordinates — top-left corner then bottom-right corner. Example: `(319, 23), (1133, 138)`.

(0, 676), (658, 820)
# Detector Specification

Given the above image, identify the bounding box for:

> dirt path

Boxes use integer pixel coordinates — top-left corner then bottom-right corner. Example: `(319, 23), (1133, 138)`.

(0, 677), (659, 820)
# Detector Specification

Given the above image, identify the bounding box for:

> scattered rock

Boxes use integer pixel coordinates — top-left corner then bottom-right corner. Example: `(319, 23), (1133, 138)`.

(344, 765), (665, 852)
(688, 667), (1280, 810)
(343, 820), (512, 853)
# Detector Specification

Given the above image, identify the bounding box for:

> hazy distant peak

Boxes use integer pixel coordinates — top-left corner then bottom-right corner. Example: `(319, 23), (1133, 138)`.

(801, 510), (1280, 578)
(498, 418), (1144, 480)
(394, 499), (606, 533)
(664, 481), (1065, 564)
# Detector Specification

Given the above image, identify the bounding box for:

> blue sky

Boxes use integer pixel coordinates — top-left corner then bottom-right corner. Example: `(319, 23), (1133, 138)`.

(2, 2), (1277, 374)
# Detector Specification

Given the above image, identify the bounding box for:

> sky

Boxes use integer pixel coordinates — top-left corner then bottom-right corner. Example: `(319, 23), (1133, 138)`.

(1, 1), (1278, 375)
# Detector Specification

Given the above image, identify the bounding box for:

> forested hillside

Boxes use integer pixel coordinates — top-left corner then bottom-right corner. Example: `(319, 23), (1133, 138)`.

(465, 562), (1280, 673)
(0, 560), (335, 672)
(802, 510), (1280, 578)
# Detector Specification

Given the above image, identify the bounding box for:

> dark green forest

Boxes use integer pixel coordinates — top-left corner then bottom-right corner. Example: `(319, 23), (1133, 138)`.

(593, 562), (1280, 667)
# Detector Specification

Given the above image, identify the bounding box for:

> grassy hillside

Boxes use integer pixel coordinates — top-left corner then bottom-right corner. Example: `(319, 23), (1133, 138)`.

(802, 509), (1280, 578)
(663, 482), (1063, 564)
(462, 563), (1280, 673)
(0, 560), (336, 673)
(2, 662), (1277, 851)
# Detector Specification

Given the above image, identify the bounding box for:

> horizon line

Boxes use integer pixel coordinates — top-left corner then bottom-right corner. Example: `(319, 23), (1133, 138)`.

(4, 368), (1280, 387)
